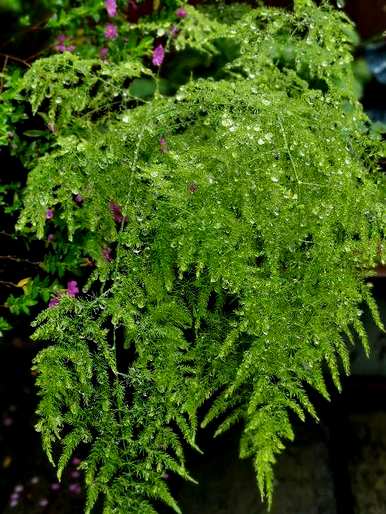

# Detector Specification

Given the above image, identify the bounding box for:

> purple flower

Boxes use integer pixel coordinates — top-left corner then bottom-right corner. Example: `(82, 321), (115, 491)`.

(74, 194), (83, 205)
(68, 483), (81, 495)
(55, 38), (76, 53)
(152, 44), (165, 66)
(10, 493), (19, 501)
(104, 23), (118, 40)
(38, 498), (49, 507)
(100, 47), (109, 60)
(46, 208), (54, 220)
(102, 247), (113, 262)
(71, 457), (81, 466)
(50, 483), (60, 491)
(9, 499), (18, 508)
(67, 280), (79, 297)
(159, 137), (168, 153)
(170, 25), (179, 38)
(71, 470), (80, 479)
(47, 234), (54, 242)
(48, 296), (60, 308)
(105, 0), (117, 17)
(109, 202), (127, 223)
(176, 7), (187, 17)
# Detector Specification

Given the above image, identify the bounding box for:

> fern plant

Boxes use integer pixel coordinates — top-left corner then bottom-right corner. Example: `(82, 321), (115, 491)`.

(12, 0), (386, 512)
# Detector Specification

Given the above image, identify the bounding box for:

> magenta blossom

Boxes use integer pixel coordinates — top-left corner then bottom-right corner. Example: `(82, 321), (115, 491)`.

(100, 47), (109, 59)
(68, 483), (81, 495)
(46, 208), (54, 220)
(48, 296), (60, 308)
(47, 234), (54, 242)
(102, 247), (113, 262)
(55, 35), (75, 53)
(50, 483), (60, 491)
(159, 137), (168, 153)
(176, 7), (187, 17)
(109, 202), (127, 223)
(74, 193), (83, 204)
(67, 280), (79, 297)
(104, 23), (118, 40)
(152, 44), (165, 66)
(105, 0), (117, 17)
(170, 25), (179, 38)
(72, 457), (81, 466)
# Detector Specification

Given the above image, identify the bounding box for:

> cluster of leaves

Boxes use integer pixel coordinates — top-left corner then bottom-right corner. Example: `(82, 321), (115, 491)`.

(0, 0), (192, 331)
(1, 0), (386, 513)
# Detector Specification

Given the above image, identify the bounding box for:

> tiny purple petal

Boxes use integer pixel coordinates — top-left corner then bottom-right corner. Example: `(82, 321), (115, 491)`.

(46, 208), (54, 220)
(170, 25), (179, 38)
(47, 234), (54, 242)
(71, 470), (80, 479)
(74, 194), (83, 205)
(55, 43), (75, 53)
(56, 34), (67, 43)
(152, 44), (165, 67)
(50, 483), (60, 491)
(176, 7), (187, 17)
(102, 247), (113, 262)
(10, 493), (19, 501)
(105, 0), (117, 17)
(71, 457), (81, 466)
(109, 202), (127, 223)
(9, 499), (18, 508)
(67, 280), (79, 297)
(48, 296), (60, 308)
(159, 137), (168, 153)
(68, 483), (81, 494)
(38, 498), (49, 507)
(100, 47), (109, 59)
(104, 23), (118, 40)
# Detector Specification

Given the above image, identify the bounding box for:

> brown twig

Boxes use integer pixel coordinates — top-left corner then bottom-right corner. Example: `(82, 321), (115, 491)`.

(0, 52), (31, 68)
(0, 255), (40, 266)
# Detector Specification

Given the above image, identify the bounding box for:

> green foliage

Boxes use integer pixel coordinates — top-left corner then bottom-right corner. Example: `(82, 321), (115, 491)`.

(2, 1), (386, 513)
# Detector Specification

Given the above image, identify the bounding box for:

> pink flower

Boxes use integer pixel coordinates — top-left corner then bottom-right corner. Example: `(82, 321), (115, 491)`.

(74, 194), (83, 204)
(109, 202), (127, 223)
(102, 247), (113, 262)
(176, 7), (187, 17)
(47, 234), (54, 242)
(104, 23), (118, 40)
(48, 296), (59, 308)
(170, 25), (179, 38)
(50, 483), (60, 491)
(105, 0), (117, 17)
(46, 209), (54, 220)
(100, 47), (109, 59)
(152, 44), (165, 66)
(67, 280), (79, 297)
(68, 483), (81, 495)
(159, 137), (168, 153)
(71, 457), (81, 466)
(56, 34), (67, 43)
